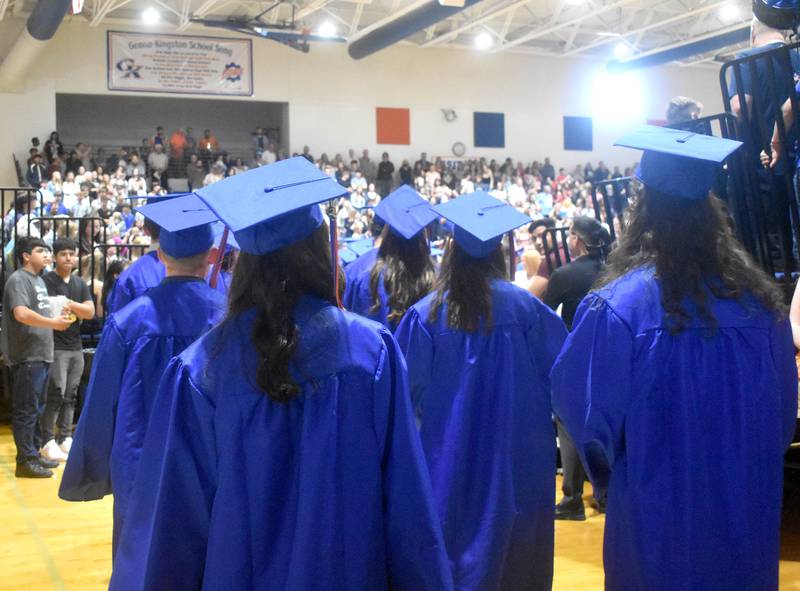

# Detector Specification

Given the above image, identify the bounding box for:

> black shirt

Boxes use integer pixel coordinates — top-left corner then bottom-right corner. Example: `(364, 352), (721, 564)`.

(543, 255), (604, 330)
(43, 271), (91, 350)
(377, 161), (395, 181)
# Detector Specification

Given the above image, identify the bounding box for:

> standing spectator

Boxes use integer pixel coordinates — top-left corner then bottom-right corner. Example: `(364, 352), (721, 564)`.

(198, 129), (219, 164)
(593, 161), (610, 183)
(399, 159), (413, 186)
(169, 128), (187, 162)
(43, 132), (64, 163)
(147, 144), (169, 189)
(40, 238), (95, 462)
(301, 145), (314, 163)
(359, 149), (375, 182)
(184, 127), (197, 156)
(186, 155), (206, 191)
(376, 152), (395, 197)
(2, 237), (72, 478)
(414, 152), (430, 173)
(252, 126), (268, 154)
(541, 157), (556, 184)
(75, 142), (93, 170)
(150, 126), (166, 147)
(27, 153), (46, 187)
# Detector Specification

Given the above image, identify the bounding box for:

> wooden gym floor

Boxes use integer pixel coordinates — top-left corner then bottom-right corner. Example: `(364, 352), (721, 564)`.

(2, 424), (800, 590)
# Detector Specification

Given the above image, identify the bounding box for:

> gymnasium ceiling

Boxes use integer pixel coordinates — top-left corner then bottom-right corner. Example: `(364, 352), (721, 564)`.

(0, 0), (753, 65)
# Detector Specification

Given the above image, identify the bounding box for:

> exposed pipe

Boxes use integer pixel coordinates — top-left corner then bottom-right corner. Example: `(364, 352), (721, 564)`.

(348, 0), (486, 60)
(607, 24), (750, 73)
(0, 0), (71, 91)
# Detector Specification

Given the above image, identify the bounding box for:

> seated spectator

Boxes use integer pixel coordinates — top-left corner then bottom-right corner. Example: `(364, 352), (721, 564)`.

(127, 169), (147, 196)
(666, 96), (703, 125)
(187, 156), (206, 191)
(126, 154), (146, 178)
(203, 162), (226, 187)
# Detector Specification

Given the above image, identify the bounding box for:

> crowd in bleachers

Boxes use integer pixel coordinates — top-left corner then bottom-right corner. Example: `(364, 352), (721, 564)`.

(12, 125), (637, 298)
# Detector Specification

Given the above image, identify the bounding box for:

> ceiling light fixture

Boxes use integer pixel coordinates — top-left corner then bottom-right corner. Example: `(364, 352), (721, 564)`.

(142, 7), (160, 24)
(475, 31), (493, 50)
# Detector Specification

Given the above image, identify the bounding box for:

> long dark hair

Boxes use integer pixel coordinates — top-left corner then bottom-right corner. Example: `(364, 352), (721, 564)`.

(598, 188), (786, 333)
(428, 240), (506, 332)
(101, 259), (129, 312)
(369, 227), (436, 324)
(227, 224), (340, 403)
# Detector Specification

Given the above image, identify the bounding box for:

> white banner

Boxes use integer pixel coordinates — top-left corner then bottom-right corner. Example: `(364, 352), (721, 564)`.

(107, 31), (253, 96)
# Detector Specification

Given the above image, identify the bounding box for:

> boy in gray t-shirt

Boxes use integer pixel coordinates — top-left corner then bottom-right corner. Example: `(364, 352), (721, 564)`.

(2, 237), (72, 478)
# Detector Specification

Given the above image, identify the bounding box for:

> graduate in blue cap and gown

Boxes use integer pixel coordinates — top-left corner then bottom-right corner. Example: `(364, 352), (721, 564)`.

(395, 190), (567, 591)
(110, 157), (453, 591)
(347, 185), (437, 330)
(104, 195), (175, 314)
(59, 193), (227, 555)
(342, 218), (383, 308)
(551, 126), (798, 591)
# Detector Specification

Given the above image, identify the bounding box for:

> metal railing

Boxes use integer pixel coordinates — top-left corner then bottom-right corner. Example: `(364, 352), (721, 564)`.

(541, 227), (572, 275)
(720, 41), (800, 286)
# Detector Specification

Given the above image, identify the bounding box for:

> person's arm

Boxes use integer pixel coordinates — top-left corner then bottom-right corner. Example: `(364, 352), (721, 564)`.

(13, 306), (72, 331)
(108, 358), (216, 591)
(729, 94), (752, 121)
(66, 299), (95, 320)
(767, 96), (795, 169)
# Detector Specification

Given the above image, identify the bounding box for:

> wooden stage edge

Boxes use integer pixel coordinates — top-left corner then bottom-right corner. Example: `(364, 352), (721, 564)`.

(1, 425), (800, 590)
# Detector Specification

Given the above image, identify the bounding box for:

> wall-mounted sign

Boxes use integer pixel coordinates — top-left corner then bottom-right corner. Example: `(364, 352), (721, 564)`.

(107, 30), (253, 96)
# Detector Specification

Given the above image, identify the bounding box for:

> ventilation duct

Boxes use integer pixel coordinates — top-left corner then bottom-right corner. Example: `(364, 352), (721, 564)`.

(348, 0), (485, 60)
(0, 0), (71, 91)
(607, 25), (750, 73)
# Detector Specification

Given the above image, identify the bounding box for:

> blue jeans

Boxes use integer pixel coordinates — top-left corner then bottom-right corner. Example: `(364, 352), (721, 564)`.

(10, 361), (50, 464)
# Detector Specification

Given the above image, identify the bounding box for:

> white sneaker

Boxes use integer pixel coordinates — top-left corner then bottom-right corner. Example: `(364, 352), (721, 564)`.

(41, 439), (68, 462)
(59, 437), (73, 455)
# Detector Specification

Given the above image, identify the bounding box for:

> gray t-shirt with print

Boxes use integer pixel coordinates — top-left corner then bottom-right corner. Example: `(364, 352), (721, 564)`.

(1, 268), (54, 365)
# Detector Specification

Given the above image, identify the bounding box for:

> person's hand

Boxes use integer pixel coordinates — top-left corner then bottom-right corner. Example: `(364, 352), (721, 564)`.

(50, 316), (73, 331)
(764, 140), (784, 169)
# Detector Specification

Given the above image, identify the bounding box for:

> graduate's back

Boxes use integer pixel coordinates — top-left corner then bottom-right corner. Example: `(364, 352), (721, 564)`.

(105, 250), (165, 314)
(397, 279), (567, 591)
(553, 267), (796, 590)
(111, 298), (451, 591)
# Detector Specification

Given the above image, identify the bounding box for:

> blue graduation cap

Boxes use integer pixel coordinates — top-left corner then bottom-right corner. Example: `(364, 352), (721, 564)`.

(338, 246), (358, 265)
(135, 194), (217, 258)
(374, 185), (437, 240)
(614, 125), (743, 200)
(348, 237), (374, 257)
(433, 191), (532, 258)
(194, 157), (348, 255)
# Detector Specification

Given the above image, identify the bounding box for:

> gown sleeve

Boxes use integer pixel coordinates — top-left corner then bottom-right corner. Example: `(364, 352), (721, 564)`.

(550, 294), (634, 493)
(769, 316), (799, 449)
(105, 278), (132, 315)
(59, 318), (128, 501)
(373, 331), (453, 591)
(393, 307), (434, 412)
(109, 358), (218, 591)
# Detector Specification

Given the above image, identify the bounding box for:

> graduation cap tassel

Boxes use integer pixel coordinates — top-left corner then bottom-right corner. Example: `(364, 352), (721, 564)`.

(508, 231), (516, 281)
(327, 201), (343, 309)
(209, 226), (229, 289)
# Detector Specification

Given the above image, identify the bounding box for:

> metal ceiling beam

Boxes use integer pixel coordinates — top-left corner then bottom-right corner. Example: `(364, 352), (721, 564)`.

(0, 0), (10, 20)
(420, 0), (532, 48)
(152, 0), (185, 20)
(296, 0), (336, 21)
(90, 0), (134, 26)
(176, 0), (226, 30)
(495, 0), (639, 52)
(350, 2), (364, 35)
(563, 0), (732, 56)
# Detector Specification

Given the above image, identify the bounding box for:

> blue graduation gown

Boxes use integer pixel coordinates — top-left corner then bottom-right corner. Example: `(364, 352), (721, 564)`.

(59, 277), (226, 554)
(343, 247), (378, 309)
(106, 251), (165, 314)
(395, 280), (567, 591)
(109, 296), (453, 591)
(550, 267), (798, 591)
(347, 266), (392, 330)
